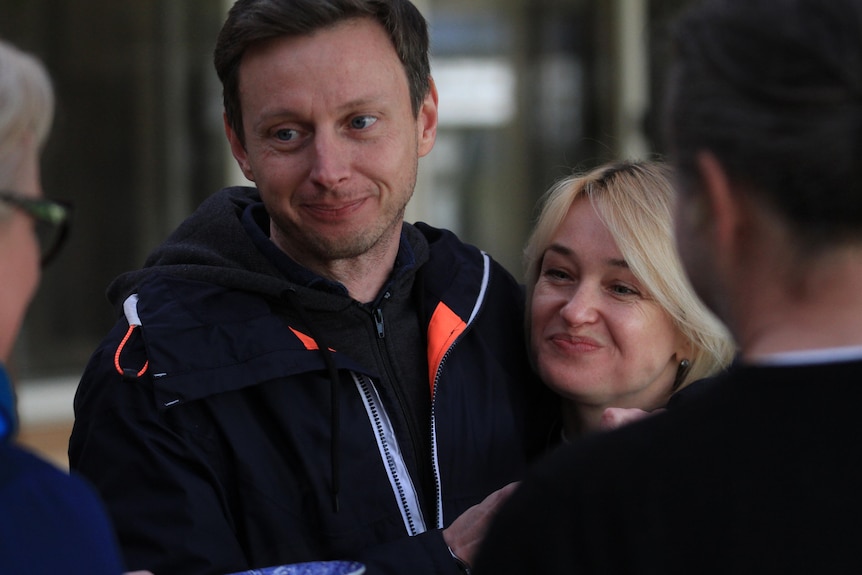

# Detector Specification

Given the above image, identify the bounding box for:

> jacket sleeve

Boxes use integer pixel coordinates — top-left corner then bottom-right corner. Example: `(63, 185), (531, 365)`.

(70, 319), (250, 575)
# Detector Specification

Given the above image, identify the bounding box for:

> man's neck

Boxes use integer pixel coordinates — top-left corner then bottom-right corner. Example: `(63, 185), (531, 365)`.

(270, 221), (404, 304)
(315, 253), (396, 303)
(735, 246), (862, 361)
(299, 234), (402, 304)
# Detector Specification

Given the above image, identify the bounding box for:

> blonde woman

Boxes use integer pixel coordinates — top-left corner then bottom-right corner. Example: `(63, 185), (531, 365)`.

(524, 160), (734, 440)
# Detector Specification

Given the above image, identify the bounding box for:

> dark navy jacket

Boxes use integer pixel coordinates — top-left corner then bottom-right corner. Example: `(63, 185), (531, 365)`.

(70, 188), (556, 575)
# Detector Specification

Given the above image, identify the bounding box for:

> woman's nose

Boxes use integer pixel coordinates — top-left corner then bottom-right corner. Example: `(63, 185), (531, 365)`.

(559, 285), (600, 325)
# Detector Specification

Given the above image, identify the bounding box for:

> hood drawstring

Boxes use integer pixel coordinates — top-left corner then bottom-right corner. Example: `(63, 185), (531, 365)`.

(114, 295), (150, 382)
(283, 289), (341, 513)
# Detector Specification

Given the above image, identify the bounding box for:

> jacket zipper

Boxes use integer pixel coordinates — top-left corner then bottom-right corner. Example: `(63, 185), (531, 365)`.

(353, 372), (426, 536)
(369, 292), (428, 520)
(429, 355), (447, 529)
(428, 251), (492, 529)
(373, 308), (385, 339)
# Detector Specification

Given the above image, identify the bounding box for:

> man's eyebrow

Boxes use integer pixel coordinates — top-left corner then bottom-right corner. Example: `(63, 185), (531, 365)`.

(253, 107), (297, 128)
(339, 95), (388, 111)
(258, 95), (389, 119)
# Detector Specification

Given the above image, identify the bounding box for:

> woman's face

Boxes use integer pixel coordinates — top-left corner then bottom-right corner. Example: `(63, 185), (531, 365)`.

(0, 138), (42, 362)
(530, 197), (687, 412)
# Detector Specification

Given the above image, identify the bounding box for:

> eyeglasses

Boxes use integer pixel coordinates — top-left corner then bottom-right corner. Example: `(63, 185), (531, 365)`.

(0, 191), (71, 266)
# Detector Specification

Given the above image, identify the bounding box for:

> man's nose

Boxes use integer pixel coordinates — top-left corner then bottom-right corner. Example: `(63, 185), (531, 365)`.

(309, 131), (350, 189)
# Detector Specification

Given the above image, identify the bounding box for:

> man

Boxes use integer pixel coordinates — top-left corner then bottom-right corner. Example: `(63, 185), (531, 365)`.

(69, 1), (555, 574)
(474, 0), (862, 573)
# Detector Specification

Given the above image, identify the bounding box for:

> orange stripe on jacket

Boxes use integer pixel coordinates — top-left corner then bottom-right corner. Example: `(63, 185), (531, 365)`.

(288, 327), (337, 353)
(426, 302), (467, 397)
(289, 327), (319, 350)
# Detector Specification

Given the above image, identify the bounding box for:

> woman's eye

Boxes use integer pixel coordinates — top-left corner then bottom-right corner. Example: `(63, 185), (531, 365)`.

(350, 115), (377, 130)
(543, 268), (571, 281)
(275, 128), (298, 142)
(610, 284), (639, 296)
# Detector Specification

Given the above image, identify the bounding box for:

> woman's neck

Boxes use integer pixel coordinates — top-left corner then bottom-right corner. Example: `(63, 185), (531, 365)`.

(560, 400), (605, 441)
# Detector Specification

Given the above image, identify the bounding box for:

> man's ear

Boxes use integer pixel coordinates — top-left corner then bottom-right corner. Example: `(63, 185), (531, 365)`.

(224, 113), (256, 182)
(696, 151), (740, 252)
(416, 77), (438, 158)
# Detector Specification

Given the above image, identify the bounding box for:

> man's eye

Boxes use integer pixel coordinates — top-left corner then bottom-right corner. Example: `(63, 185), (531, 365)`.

(350, 115), (377, 130)
(275, 128), (298, 141)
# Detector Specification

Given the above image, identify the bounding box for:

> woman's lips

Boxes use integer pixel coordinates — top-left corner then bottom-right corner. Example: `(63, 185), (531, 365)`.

(549, 334), (602, 353)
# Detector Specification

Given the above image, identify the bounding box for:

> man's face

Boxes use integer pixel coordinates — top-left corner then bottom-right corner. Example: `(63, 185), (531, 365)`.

(227, 17), (437, 270)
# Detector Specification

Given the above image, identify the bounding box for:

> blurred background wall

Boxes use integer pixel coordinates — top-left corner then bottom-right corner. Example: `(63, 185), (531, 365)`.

(0, 0), (692, 465)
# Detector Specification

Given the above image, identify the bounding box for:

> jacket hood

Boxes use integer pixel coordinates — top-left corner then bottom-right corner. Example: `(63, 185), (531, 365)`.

(107, 187), (289, 308)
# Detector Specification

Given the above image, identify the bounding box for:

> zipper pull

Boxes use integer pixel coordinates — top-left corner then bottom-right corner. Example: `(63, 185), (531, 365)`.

(373, 308), (385, 339)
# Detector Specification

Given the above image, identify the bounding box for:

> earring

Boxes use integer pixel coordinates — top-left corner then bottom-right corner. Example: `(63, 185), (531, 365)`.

(672, 358), (691, 391)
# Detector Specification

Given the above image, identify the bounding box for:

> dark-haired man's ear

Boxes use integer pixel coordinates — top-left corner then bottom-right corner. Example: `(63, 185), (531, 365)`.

(224, 112), (256, 182)
(417, 76), (438, 158)
(696, 151), (740, 256)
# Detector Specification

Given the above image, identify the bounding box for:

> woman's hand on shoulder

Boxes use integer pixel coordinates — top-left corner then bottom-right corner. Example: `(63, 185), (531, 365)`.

(599, 407), (665, 431)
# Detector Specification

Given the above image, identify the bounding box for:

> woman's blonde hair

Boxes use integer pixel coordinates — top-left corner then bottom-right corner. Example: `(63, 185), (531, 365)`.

(524, 160), (735, 389)
(0, 39), (54, 218)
